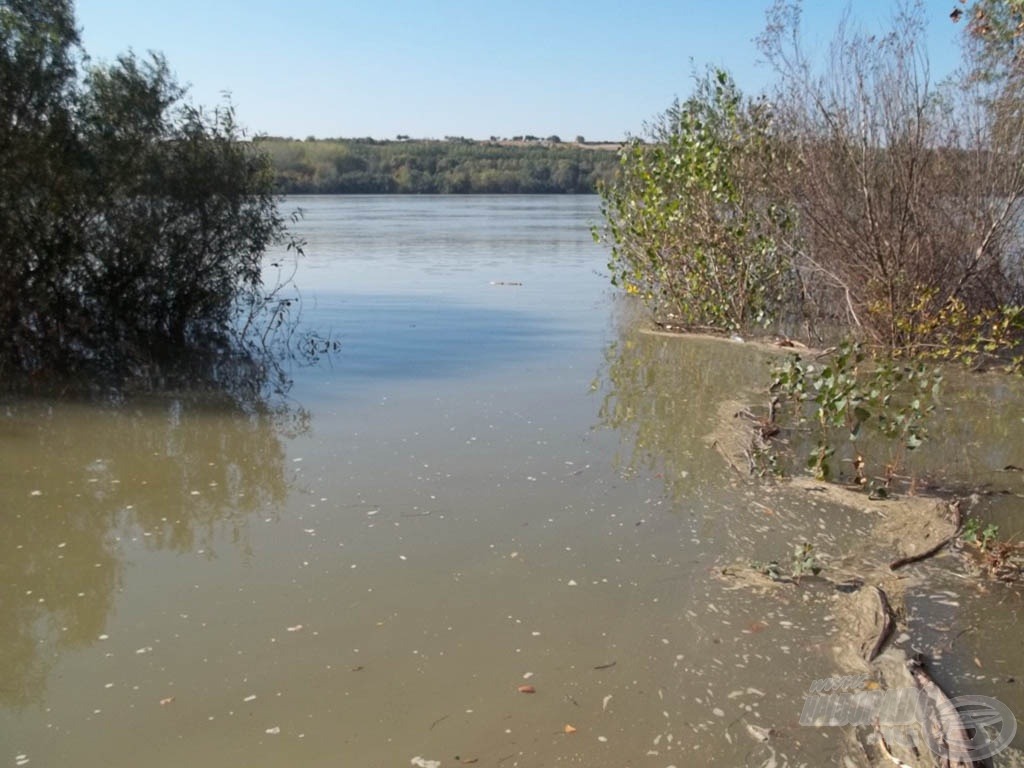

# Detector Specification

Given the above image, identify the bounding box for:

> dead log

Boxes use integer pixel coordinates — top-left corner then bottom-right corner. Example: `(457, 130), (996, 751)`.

(863, 586), (895, 663)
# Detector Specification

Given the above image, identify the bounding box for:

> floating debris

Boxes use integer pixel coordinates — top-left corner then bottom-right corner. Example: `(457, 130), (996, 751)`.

(745, 722), (772, 743)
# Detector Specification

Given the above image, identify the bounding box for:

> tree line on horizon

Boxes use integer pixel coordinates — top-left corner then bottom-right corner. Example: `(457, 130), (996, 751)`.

(258, 137), (619, 194)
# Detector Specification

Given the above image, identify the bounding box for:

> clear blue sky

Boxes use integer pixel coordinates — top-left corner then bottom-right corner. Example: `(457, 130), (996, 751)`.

(74, 1), (964, 141)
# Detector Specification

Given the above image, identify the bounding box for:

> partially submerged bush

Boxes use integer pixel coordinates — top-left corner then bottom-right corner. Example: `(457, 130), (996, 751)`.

(769, 341), (943, 488)
(599, 2), (1024, 364)
(759, 1), (1024, 351)
(597, 68), (796, 332)
(0, 0), (301, 386)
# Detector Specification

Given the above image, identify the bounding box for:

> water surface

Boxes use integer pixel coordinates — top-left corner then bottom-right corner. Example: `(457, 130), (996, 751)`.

(2, 195), (1022, 767)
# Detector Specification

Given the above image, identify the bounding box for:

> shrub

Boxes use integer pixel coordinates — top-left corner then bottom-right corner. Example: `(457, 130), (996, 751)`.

(596, 68), (796, 332)
(0, 1), (299, 385)
(758, 0), (1024, 350)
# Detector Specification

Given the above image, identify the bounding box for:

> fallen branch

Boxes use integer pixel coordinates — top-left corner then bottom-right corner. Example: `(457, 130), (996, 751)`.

(864, 585), (895, 663)
(908, 656), (982, 768)
(889, 501), (963, 571)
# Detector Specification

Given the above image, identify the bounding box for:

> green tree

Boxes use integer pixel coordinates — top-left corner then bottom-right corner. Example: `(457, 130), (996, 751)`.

(0, 1), (296, 383)
(955, 0), (1024, 79)
(0, 0), (84, 372)
(597, 68), (795, 331)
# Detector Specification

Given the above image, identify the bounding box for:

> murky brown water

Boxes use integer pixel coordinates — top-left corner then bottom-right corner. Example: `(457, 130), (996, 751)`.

(2, 197), (1022, 766)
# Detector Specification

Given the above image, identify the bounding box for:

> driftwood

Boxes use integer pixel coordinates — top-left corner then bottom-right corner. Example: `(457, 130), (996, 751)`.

(906, 657), (986, 768)
(872, 654), (990, 768)
(863, 585), (895, 663)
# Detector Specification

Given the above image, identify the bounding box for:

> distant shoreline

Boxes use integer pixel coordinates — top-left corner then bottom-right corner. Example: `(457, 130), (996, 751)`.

(260, 137), (621, 195)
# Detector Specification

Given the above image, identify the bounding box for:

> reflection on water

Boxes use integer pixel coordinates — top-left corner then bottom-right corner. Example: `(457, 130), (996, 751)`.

(301, 293), (563, 384)
(595, 322), (1024, 757)
(0, 391), (306, 710)
(597, 328), (776, 498)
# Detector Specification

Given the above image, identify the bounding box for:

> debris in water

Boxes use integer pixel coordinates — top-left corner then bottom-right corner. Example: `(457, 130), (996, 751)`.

(265, 726), (280, 735)
(159, 696), (175, 706)
(602, 694), (613, 711)
(244, 695), (257, 703)
(286, 625), (303, 632)
(517, 684), (536, 694)
(411, 758), (441, 768)
(745, 722), (772, 742)
(563, 724), (577, 734)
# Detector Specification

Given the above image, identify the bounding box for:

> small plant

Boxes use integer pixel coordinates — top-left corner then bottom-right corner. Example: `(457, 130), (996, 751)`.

(791, 542), (822, 580)
(756, 559), (785, 581)
(769, 341), (942, 485)
(752, 542), (821, 582)
(962, 517), (1000, 551)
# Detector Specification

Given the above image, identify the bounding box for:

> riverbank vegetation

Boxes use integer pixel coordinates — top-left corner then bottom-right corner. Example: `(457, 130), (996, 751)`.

(0, 0), (302, 390)
(598, 0), (1024, 367)
(260, 136), (619, 194)
(598, 0), (1024, 515)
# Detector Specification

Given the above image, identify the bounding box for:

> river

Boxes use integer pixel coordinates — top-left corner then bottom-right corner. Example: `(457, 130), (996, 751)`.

(2, 195), (1022, 767)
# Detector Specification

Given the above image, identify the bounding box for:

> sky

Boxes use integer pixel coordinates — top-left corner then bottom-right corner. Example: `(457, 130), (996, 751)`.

(73, 1), (966, 142)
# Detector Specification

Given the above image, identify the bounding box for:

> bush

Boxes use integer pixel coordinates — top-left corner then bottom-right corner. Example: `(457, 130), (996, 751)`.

(599, 2), (1024, 363)
(758, 0), (1024, 350)
(0, 0), (298, 384)
(596, 68), (796, 332)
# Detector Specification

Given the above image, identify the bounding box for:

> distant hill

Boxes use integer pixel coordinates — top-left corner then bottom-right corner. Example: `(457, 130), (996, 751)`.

(257, 137), (621, 194)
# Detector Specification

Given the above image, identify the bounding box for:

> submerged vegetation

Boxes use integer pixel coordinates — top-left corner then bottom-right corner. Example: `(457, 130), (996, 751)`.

(0, 0), (303, 389)
(261, 136), (619, 194)
(768, 342), (943, 487)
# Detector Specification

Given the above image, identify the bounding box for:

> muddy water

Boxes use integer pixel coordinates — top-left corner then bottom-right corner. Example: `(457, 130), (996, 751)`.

(2, 196), (1022, 766)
